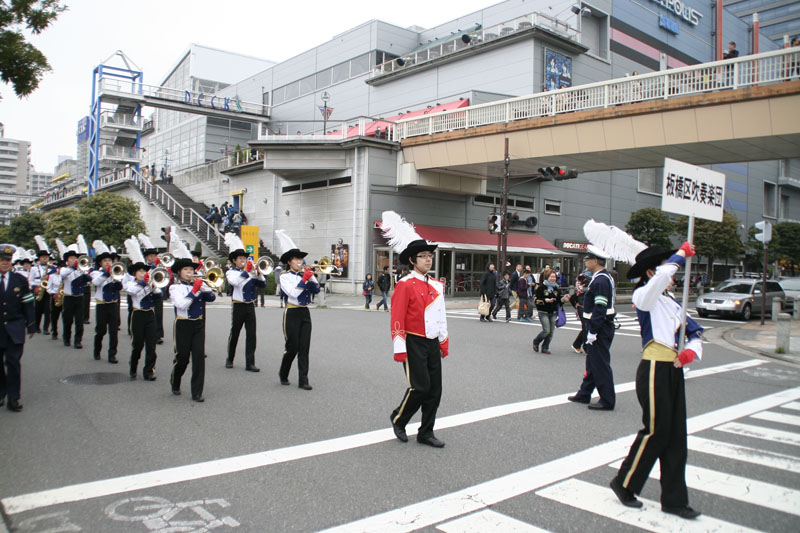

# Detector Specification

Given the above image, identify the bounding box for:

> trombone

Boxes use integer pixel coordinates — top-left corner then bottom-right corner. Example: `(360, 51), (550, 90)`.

(307, 256), (342, 276)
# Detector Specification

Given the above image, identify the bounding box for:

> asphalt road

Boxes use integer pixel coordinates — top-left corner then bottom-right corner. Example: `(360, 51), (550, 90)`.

(1, 301), (798, 532)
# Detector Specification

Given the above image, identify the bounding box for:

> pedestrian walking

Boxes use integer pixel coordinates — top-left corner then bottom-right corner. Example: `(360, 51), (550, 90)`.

(532, 271), (569, 354)
(363, 274), (374, 309)
(375, 266), (391, 311)
(479, 263), (497, 322)
(30, 237), (54, 334)
(492, 271), (512, 321)
(609, 241), (703, 520)
(517, 270), (533, 322)
(138, 234), (164, 345)
(569, 272), (591, 353)
(59, 242), (90, 349)
(381, 210), (449, 448)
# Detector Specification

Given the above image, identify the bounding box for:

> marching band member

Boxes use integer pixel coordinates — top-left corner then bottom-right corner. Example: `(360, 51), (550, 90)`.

(610, 242), (703, 520)
(169, 241), (215, 402)
(139, 233), (164, 345)
(30, 236), (55, 334)
(380, 211), (449, 448)
(124, 237), (160, 381)
(59, 241), (90, 349)
(13, 249), (32, 280)
(275, 230), (319, 391)
(91, 240), (122, 363)
(77, 235), (91, 326)
(110, 246), (123, 332)
(49, 239), (68, 341)
(224, 233), (265, 372)
(0, 244), (36, 412)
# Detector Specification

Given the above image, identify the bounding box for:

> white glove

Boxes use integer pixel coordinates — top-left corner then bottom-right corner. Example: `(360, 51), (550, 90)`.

(585, 332), (597, 345)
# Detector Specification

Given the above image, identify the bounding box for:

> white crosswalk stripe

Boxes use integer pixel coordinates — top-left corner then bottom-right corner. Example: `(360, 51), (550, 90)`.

(438, 510), (552, 533)
(536, 479), (760, 533)
(687, 436), (800, 473)
(715, 422), (800, 447)
(782, 401), (800, 411)
(750, 410), (800, 427)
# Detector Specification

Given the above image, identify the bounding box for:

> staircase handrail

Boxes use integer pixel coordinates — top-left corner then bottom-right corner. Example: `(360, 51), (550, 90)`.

(131, 172), (224, 254)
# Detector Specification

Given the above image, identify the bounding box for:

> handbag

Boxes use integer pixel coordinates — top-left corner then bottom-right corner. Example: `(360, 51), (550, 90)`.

(477, 295), (491, 316)
(556, 304), (567, 328)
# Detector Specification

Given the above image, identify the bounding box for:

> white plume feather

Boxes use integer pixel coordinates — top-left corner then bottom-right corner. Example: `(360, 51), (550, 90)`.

(76, 235), (89, 255)
(137, 233), (155, 250)
(583, 219), (647, 264)
(380, 211), (424, 254)
(224, 232), (245, 252)
(92, 239), (110, 256)
(67, 244), (79, 254)
(124, 237), (146, 265)
(34, 235), (50, 254)
(11, 248), (20, 262)
(275, 230), (298, 255)
(170, 232), (192, 260)
(55, 238), (67, 257)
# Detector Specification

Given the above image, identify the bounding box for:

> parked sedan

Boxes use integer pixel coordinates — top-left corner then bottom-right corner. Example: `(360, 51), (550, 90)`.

(695, 279), (785, 320)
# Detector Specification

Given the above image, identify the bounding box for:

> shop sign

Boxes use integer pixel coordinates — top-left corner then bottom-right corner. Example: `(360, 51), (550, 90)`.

(184, 91), (243, 113)
(76, 116), (89, 142)
(557, 240), (588, 251)
(662, 158), (726, 222)
(649, 0), (703, 26)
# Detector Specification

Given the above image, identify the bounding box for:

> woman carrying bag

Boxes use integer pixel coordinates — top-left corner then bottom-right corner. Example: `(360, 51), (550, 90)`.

(532, 271), (569, 354)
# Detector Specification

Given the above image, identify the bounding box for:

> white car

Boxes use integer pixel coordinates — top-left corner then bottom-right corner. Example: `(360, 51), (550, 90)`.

(695, 279), (785, 320)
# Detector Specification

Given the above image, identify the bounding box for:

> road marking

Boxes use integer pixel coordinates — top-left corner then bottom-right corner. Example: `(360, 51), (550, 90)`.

(688, 436), (800, 473)
(0, 359), (767, 516)
(608, 460), (800, 516)
(715, 422), (800, 447)
(437, 510), (551, 533)
(536, 479), (760, 533)
(318, 386), (799, 533)
(783, 401), (800, 411)
(750, 411), (800, 427)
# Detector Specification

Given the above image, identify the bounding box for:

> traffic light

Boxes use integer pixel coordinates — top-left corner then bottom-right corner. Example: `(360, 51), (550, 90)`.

(754, 220), (772, 243)
(538, 167), (578, 180)
(488, 213), (501, 234)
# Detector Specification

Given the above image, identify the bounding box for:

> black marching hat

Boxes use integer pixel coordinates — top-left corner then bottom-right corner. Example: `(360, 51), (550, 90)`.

(399, 239), (438, 266)
(36, 249), (51, 259)
(170, 257), (199, 274)
(627, 245), (676, 280)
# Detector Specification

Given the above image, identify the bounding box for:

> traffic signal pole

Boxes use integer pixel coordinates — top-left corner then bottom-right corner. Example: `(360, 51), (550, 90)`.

(761, 243), (768, 326)
(500, 138), (510, 272)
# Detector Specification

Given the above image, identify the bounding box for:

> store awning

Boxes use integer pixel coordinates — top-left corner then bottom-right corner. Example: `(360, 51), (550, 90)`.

(410, 224), (570, 256)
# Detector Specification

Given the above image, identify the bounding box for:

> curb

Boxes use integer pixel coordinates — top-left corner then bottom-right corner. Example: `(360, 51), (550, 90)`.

(721, 323), (800, 365)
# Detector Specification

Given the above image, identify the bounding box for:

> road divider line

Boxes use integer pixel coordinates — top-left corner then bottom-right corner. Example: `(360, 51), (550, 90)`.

(0, 359), (767, 516)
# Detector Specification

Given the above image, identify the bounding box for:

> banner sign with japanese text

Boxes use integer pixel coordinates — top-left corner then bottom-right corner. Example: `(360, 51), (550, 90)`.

(240, 225), (259, 261)
(661, 158), (726, 222)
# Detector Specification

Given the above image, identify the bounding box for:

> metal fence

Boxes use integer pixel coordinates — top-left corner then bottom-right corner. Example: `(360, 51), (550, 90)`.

(393, 47), (800, 141)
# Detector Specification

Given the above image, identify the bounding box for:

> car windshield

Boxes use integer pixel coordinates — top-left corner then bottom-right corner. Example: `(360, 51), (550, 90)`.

(715, 282), (753, 294)
(780, 279), (800, 291)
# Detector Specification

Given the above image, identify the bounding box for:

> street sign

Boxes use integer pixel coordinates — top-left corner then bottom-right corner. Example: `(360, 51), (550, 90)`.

(661, 158), (726, 222)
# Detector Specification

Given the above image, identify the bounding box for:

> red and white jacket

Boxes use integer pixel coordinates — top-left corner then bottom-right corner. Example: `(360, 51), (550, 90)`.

(390, 271), (449, 362)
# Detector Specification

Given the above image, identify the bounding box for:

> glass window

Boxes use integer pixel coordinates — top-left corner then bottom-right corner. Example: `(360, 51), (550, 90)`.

(638, 168), (663, 195)
(764, 181), (777, 217)
(544, 200), (561, 215)
(316, 68), (331, 89)
(285, 82), (299, 101)
(331, 62), (349, 83)
(350, 53), (370, 76)
(272, 86), (285, 105)
(299, 74), (315, 95)
(515, 199), (535, 210)
(262, 91), (270, 105)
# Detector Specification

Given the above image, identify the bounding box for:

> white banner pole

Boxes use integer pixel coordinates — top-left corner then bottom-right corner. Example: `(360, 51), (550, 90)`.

(678, 215), (694, 353)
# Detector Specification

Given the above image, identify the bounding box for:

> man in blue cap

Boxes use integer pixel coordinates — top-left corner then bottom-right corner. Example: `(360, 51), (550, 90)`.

(0, 244), (36, 412)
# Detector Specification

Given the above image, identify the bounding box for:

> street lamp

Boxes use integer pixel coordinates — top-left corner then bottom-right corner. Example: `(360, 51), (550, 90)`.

(321, 91), (330, 135)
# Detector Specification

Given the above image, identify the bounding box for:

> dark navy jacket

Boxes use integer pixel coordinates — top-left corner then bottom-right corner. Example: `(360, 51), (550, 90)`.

(0, 271), (36, 345)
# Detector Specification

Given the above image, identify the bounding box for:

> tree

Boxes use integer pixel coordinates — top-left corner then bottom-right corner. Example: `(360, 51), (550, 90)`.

(676, 213), (743, 277)
(0, 1), (67, 97)
(76, 192), (146, 250)
(625, 208), (675, 249)
(773, 222), (800, 276)
(42, 207), (80, 250)
(5, 211), (44, 249)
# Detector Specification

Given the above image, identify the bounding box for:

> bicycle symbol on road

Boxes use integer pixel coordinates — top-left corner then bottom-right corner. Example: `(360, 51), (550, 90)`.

(105, 496), (240, 531)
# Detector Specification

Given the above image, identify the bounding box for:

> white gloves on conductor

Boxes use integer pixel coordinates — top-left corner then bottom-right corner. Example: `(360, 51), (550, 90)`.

(585, 332), (597, 345)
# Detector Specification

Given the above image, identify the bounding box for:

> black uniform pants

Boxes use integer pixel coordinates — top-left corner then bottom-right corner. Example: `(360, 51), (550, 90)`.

(0, 342), (23, 401)
(279, 307), (311, 385)
(35, 290), (50, 332)
(616, 359), (688, 508)
(171, 319), (204, 398)
(62, 295), (84, 344)
(575, 323), (615, 408)
(228, 302), (256, 366)
(49, 295), (62, 336)
(94, 302), (119, 360)
(391, 335), (443, 440)
(130, 309), (157, 377)
(572, 312), (587, 351)
(154, 298), (164, 340)
(126, 295), (133, 336)
(82, 285), (91, 323)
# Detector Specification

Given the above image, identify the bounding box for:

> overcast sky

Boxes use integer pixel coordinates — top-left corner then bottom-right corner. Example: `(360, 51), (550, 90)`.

(0, 0), (515, 173)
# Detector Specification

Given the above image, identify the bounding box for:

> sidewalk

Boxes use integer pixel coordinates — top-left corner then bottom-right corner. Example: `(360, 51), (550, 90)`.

(724, 319), (800, 365)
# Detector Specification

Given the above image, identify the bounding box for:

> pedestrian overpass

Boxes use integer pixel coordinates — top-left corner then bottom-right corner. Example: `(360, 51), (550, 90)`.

(393, 48), (800, 182)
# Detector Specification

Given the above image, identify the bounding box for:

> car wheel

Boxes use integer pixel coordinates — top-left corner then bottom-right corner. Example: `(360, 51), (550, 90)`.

(740, 304), (752, 321)
(697, 309), (708, 318)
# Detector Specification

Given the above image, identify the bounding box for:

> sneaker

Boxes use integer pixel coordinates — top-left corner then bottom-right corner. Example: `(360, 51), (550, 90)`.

(532, 341), (540, 352)
(505, 317), (511, 322)
(572, 345), (583, 354)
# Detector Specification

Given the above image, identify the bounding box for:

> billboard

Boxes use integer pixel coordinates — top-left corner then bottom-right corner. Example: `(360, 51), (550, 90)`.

(77, 116), (90, 143)
(545, 50), (572, 91)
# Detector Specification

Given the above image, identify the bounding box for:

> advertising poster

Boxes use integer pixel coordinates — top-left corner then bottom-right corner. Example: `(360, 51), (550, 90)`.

(545, 49), (572, 91)
(331, 243), (349, 278)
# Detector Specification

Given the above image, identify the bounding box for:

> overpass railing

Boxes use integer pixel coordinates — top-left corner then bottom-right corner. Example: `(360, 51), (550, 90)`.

(393, 47), (800, 141)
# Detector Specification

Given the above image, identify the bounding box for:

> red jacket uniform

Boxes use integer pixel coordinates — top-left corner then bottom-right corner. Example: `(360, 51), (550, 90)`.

(390, 271), (449, 362)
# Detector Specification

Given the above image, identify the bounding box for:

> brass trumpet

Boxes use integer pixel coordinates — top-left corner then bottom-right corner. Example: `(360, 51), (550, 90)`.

(159, 252), (175, 268)
(149, 267), (171, 289)
(307, 256), (342, 276)
(257, 256), (274, 276)
(77, 255), (91, 272)
(110, 262), (126, 282)
(195, 267), (225, 292)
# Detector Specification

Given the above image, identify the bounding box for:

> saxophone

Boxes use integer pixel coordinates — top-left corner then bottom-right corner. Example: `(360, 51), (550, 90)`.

(54, 281), (64, 308)
(35, 269), (49, 302)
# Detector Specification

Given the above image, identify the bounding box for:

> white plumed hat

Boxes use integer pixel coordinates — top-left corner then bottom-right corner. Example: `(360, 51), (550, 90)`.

(224, 232), (247, 261)
(582, 219), (646, 263)
(380, 210), (437, 265)
(275, 229), (307, 264)
(124, 236), (147, 274)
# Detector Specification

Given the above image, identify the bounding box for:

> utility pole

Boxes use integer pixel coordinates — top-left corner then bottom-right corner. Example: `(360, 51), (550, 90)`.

(500, 138), (510, 271)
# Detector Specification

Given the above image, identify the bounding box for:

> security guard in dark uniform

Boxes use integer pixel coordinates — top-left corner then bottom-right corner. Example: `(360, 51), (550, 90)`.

(0, 244), (36, 412)
(568, 245), (617, 410)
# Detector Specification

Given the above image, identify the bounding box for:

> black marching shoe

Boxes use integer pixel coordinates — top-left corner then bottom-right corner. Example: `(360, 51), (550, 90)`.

(588, 401), (614, 411)
(245, 365), (260, 372)
(662, 506), (701, 519)
(129, 372), (137, 379)
(51, 333), (58, 340)
(567, 395), (590, 404)
(192, 395), (205, 403)
(172, 389), (181, 396)
(108, 357), (119, 364)
(417, 435), (445, 448)
(279, 376), (290, 386)
(74, 342), (83, 350)
(6, 399), (23, 412)
(609, 477), (643, 508)
(299, 383), (313, 391)
(143, 375), (156, 381)
(0, 396), (4, 407)
(390, 415), (408, 443)
(225, 359), (233, 369)
(157, 338), (164, 345)
(64, 339), (71, 347)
